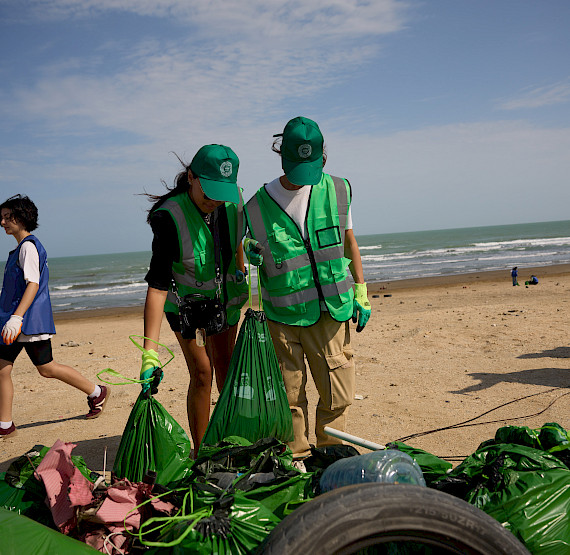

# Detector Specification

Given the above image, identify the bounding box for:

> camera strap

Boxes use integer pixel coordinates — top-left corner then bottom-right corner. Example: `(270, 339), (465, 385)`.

(212, 211), (223, 301)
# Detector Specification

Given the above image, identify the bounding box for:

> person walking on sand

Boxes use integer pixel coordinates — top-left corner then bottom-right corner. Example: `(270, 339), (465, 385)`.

(141, 145), (248, 456)
(511, 266), (519, 286)
(244, 116), (371, 465)
(0, 195), (110, 439)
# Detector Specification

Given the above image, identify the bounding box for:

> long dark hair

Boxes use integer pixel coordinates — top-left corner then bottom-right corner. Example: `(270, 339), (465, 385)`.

(144, 153), (193, 224)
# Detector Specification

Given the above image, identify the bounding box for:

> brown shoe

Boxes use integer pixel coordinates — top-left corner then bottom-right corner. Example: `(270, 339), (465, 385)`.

(0, 423), (17, 438)
(86, 386), (110, 419)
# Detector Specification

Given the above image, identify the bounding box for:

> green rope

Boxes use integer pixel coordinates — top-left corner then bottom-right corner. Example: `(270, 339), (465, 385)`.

(96, 334), (175, 386)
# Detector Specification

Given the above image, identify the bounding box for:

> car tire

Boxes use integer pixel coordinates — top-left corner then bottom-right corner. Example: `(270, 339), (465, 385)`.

(259, 484), (530, 555)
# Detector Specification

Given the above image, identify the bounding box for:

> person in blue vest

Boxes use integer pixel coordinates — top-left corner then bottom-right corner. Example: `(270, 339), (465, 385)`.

(0, 195), (110, 438)
(244, 117), (371, 463)
(141, 145), (248, 456)
(511, 267), (519, 286)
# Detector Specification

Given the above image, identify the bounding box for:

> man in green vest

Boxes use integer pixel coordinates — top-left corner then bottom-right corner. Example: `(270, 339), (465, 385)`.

(245, 116), (371, 462)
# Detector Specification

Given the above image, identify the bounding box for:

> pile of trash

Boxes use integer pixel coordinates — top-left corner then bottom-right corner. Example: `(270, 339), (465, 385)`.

(1, 422), (568, 554)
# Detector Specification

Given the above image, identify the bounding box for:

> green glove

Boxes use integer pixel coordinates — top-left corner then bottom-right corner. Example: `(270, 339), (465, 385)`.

(140, 349), (162, 394)
(352, 283), (371, 333)
(244, 238), (263, 266)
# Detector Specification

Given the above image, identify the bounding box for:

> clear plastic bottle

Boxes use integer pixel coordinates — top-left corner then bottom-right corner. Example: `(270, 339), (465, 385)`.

(319, 449), (426, 493)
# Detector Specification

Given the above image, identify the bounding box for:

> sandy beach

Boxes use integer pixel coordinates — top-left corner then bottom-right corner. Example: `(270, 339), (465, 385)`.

(1, 264), (568, 474)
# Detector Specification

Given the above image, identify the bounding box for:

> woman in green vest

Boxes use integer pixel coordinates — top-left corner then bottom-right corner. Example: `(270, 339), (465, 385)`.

(142, 144), (248, 456)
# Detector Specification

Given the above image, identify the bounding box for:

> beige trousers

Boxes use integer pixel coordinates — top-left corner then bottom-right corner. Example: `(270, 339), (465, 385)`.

(267, 312), (355, 458)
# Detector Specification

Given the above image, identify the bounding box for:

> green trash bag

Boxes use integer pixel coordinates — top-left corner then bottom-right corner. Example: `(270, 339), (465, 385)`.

(112, 392), (193, 486)
(387, 441), (453, 487)
(143, 490), (282, 554)
(0, 507), (99, 554)
(200, 309), (293, 452)
(434, 431), (570, 555)
(192, 436), (316, 519)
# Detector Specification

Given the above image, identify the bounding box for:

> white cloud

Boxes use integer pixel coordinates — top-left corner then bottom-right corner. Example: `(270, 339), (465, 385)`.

(25, 0), (409, 37)
(498, 79), (570, 110)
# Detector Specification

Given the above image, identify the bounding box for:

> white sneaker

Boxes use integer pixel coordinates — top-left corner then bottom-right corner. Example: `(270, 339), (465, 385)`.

(292, 460), (307, 473)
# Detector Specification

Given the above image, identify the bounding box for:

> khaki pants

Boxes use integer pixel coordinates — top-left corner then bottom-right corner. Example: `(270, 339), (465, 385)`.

(268, 313), (355, 458)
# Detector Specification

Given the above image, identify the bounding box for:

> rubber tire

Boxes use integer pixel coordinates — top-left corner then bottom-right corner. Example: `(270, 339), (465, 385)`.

(259, 484), (530, 555)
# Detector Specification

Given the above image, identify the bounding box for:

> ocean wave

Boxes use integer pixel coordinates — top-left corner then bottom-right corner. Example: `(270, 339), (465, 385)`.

(50, 282), (147, 299)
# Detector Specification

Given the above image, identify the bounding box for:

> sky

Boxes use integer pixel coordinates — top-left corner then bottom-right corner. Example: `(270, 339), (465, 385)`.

(1, 0), (569, 257)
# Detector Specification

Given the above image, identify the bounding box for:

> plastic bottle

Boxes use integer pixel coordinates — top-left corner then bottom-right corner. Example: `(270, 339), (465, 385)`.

(319, 449), (426, 493)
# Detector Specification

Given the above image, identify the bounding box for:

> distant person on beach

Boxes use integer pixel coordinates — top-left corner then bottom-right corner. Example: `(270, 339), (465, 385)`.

(142, 145), (248, 456)
(511, 267), (519, 286)
(244, 116), (371, 465)
(527, 275), (539, 285)
(0, 195), (110, 439)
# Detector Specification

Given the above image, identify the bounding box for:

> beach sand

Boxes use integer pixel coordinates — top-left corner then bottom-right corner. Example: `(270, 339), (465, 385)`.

(1, 264), (568, 473)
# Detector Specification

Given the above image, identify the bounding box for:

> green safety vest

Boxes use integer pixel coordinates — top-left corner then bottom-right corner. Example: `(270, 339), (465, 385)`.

(245, 173), (354, 326)
(159, 190), (248, 326)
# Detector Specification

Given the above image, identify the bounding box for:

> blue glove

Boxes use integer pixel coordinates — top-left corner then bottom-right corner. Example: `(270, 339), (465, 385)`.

(352, 283), (371, 333)
(236, 269), (247, 283)
(244, 238), (263, 266)
(141, 349), (163, 395)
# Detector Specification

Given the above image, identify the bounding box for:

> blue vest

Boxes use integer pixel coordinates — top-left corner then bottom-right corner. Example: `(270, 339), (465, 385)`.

(0, 235), (56, 340)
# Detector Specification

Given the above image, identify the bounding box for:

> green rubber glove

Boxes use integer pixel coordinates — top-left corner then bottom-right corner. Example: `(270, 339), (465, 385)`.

(352, 283), (371, 333)
(141, 349), (162, 394)
(244, 238), (263, 266)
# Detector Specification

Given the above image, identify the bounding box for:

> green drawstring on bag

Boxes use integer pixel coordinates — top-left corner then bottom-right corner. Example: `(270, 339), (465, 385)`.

(97, 335), (175, 391)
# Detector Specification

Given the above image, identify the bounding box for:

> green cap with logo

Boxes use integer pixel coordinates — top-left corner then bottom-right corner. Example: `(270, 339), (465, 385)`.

(190, 144), (240, 204)
(280, 116), (324, 186)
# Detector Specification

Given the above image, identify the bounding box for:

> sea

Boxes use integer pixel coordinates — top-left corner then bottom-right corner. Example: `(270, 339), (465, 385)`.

(3, 220), (569, 313)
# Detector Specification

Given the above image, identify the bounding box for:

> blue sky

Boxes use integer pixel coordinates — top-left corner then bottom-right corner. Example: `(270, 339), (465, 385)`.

(1, 0), (569, 257)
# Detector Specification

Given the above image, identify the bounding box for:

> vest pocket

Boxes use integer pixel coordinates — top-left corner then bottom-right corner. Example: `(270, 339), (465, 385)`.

(316, 225), (341, 248)
(269, 227), (304, 261)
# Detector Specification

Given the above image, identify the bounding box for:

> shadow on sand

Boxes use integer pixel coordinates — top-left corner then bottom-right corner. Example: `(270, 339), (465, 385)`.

(451, 367), (570, 395)
(518, 346), (570, 359)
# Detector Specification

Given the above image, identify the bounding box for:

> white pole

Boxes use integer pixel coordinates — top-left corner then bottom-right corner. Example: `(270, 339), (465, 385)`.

(324, 427), (386, 451)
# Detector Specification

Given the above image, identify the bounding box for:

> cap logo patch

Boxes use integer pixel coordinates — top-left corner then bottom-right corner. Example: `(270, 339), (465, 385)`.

(298, 144), (312, 159)
(220, 161), (233, 177)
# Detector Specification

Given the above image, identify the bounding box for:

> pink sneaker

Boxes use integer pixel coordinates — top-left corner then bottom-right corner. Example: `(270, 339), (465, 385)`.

(86, 386), (110, 419)
(0, 423), (17, 438)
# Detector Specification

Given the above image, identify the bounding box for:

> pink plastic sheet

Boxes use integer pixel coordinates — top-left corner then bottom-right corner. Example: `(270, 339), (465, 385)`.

(35, 439), (176, 553)
(36, 439), (94, 534)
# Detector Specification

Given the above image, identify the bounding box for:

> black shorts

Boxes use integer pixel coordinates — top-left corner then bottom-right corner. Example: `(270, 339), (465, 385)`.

(0, 339), (53, 366)
(165, 311), (183, 334)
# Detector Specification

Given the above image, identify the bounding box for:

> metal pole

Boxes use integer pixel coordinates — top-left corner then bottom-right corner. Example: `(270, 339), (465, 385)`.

(324, 426), (386, 451)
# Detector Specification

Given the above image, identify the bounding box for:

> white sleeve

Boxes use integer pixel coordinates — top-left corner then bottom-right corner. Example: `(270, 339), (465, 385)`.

(346, 206), (353, 230)
(18, 241), (41, 284)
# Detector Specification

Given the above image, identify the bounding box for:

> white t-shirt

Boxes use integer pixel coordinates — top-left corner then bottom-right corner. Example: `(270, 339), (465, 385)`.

(264, 178), (352, 239)
(17, 240), (52, 342)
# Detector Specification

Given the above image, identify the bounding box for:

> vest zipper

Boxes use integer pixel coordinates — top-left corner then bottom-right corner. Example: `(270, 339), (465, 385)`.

(303, 237), (325, 303)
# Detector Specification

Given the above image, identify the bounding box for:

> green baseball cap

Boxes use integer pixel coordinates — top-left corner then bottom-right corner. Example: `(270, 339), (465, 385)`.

(189, 144), (240, 204)
(280, 116), (324, 186)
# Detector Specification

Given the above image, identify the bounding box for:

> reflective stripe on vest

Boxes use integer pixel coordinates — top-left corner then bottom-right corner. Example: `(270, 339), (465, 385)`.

(246, 174), (353, 325)
(246, 176), (347, 278)
(159, 191), (247, 324)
